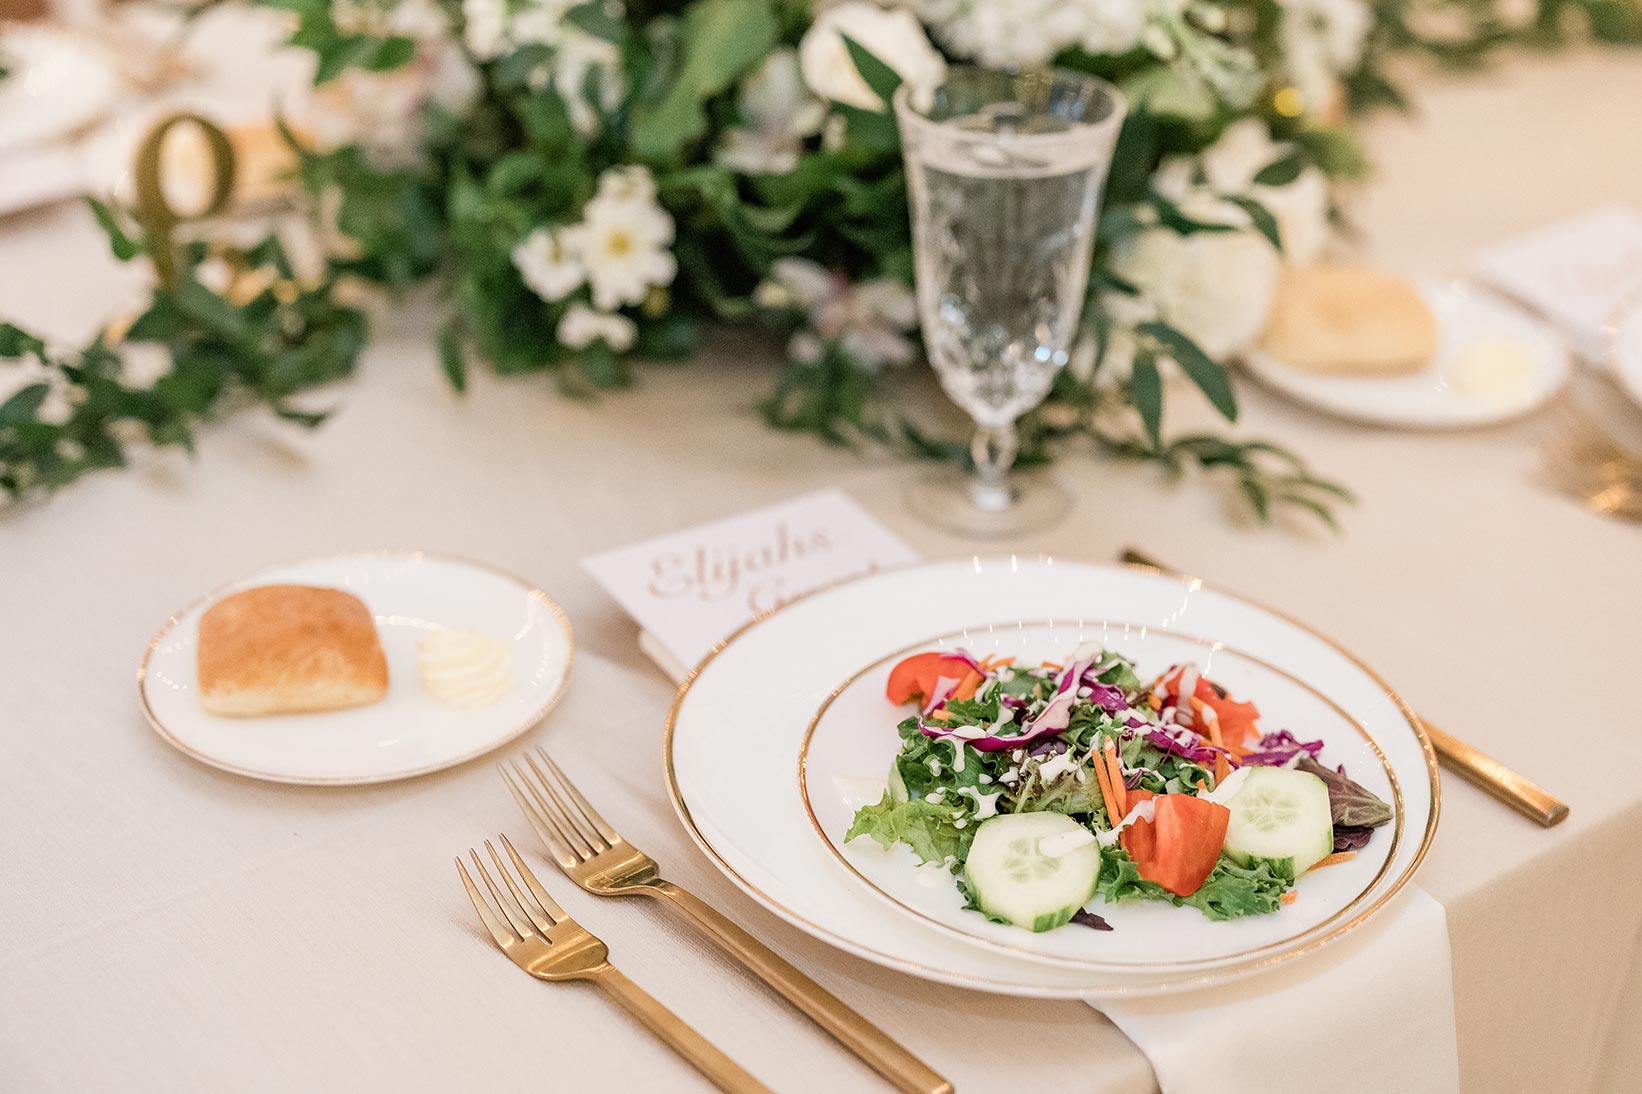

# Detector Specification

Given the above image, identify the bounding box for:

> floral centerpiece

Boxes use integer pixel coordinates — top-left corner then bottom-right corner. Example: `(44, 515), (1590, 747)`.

(1, 0), (1635, 514)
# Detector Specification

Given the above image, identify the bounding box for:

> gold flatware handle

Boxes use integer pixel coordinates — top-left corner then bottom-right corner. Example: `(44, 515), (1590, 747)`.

(1422, 723), (1568, 827)
(1119, 547), (1570, 828)
(647, 881), (953, 1094)
(593, 966), (772, 1093)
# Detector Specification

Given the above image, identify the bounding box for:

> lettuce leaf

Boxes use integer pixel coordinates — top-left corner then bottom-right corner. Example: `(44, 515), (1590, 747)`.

(1095, 848), (1287, 920)
(1179, 856), (1289, 920)
(845, 794), (973, 865)
(1296, 756), (1393, 828)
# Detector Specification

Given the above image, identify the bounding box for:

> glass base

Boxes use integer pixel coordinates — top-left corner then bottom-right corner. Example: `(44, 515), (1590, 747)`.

(904, 465), (1072, 539)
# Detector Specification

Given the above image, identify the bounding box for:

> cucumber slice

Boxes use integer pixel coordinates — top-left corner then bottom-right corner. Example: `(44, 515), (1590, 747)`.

(962, 812), (1100, 933)
(1220, 766), (1334, 876)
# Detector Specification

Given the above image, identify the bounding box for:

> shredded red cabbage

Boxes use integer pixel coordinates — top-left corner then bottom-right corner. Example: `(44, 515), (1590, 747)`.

(1239, 730), (1325, 767)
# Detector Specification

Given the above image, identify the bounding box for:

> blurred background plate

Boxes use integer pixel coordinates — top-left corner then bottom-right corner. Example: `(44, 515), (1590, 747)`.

(0, 25), (118, 153)
(1243, 280), (1572, 429)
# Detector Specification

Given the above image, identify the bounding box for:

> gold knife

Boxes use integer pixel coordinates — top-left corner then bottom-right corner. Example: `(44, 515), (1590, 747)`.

(1118, 547), (1569, 828)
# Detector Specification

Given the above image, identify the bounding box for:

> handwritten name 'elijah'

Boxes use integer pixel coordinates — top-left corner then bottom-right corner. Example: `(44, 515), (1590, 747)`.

(647, 522), (837, 613)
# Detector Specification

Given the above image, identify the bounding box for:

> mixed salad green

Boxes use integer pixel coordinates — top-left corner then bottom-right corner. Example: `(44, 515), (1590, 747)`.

(845, 645), (1394, 933)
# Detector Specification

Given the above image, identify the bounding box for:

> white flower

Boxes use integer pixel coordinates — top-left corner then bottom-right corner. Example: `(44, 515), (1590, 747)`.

(594, 164), (657, 206)
(716, 49), (827, 175)
(1080, 0), (1148, 54)
(333, 0), (449, 41)
(513, 228), (585, 302)
(558, 302), (636, 351)
(117, 343), (172, 389)
(310, 40), (481, 167)
(759, 258), (919, 370)
(799, 1), (946, 112)
(920, 0), (1144, 69)
(462, 0), (510, 59)
(553, 32), (624, 137)
(1279, 0), (1371, 115)
(1154, 119), (1332, 263)
(1110, 196), (1281, 359)
(574, 167), (677, 311)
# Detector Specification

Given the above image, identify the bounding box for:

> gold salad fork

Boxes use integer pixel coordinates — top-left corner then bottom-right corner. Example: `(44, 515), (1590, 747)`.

(504, 749), (954, 1094)
(457, 835), (769, 1093)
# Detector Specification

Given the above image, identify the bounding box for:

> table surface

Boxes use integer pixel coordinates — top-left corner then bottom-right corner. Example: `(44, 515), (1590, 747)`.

(3, 31), (1642, 1094)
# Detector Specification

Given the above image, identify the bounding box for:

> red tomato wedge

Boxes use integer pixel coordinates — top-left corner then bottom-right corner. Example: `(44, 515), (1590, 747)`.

(885, 653), (973, 705)
(1157, 668), (1263, 754)
(1120, 791), (1230, 897)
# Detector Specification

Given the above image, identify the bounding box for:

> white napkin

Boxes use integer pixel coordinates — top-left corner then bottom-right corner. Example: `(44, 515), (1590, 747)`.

(1097, 888), (1458, 1094)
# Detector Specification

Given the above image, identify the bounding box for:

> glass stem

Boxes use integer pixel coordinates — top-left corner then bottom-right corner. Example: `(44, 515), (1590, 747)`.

(969, 422), (1018, 512)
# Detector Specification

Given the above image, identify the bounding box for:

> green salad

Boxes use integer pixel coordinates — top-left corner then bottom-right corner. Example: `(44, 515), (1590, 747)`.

(845, 645), (1394, 933)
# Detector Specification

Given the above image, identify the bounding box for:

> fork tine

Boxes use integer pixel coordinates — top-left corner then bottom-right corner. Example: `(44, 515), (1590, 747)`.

(500, 833), (570, 922)
(456, 855), (517, 948)
(485, 839), (555, 936)
(501, 762), (580, 870)
(470, 849), (538, 941)
(524, 750), (607, 854)
(535, 748), (621, 845)
(516, 755), (599, 860)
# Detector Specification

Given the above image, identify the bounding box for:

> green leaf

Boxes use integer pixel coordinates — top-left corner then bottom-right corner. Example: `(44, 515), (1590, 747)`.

(366, 35), (416, 71)
(0, 382), (51, 425)
(629, 0), (776, 163)
(1251, 151), (1304, 188)
(438, 323), (467, 393)
(845, 793), (973, 865)
(172, 279), (250, 342)
(1129, 350), (1162, 449)
(1223, 195), (1283, 252)
(85, 197), (142, 261)
(272, 404), (332, 428)
(1139, 321), (1237, 422)
(840, 34), (901, 109)
(0, 323), (47, 360)
(566, 2), (629, 44)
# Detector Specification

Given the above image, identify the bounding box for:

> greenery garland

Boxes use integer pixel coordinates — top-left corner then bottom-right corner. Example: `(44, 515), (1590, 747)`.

(1, 0), (1635, 515)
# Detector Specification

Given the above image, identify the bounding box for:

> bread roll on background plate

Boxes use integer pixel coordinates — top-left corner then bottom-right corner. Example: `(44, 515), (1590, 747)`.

(197, 585), (388, 716)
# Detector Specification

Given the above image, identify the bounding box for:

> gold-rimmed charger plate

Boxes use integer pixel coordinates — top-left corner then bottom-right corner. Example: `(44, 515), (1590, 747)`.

(138, 551), (573, 785)
(666, 557), (1438, 997)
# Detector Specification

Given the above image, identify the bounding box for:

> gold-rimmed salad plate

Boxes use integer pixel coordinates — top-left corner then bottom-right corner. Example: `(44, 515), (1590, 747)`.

(666, 558), (1438, 997)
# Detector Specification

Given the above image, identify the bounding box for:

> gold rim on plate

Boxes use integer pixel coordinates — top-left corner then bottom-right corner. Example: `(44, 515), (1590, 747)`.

(135, 549), (575, 786)
(796, 621), (1403, 972)
(663, 557), (1440, 996)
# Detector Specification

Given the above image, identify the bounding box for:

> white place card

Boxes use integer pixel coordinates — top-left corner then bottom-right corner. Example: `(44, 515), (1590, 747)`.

(583, 488), (919, 681)
(1472, 205), (1642, 363)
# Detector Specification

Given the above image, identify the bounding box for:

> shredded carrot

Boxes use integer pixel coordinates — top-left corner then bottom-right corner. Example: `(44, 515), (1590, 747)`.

(1195, 778), (1208, 792)
(1148, 694), (1163, 711)
(1102, 739), (1127, 817)
(1280, 890), (1297, 905)
(990, 656), (1015, 669)
(927, 709), (955, 722)
(1312, 851), (1356, 870)
(1092, 751), (1118, 821)
(1041, 661), (1063, 671)
(1192, 698), (1230, 784)
(951, 671), (984, 702)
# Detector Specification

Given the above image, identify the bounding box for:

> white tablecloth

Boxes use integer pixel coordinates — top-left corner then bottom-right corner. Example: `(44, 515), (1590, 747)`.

(3, 41), (1642, 1094)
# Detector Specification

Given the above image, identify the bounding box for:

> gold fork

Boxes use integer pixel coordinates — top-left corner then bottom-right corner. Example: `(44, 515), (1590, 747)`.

(504, 749), (953, 1094)
(457, 835), (769, 1093)
(1118, 548), (1570, 827)
(1541, 407), (1642, 522)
